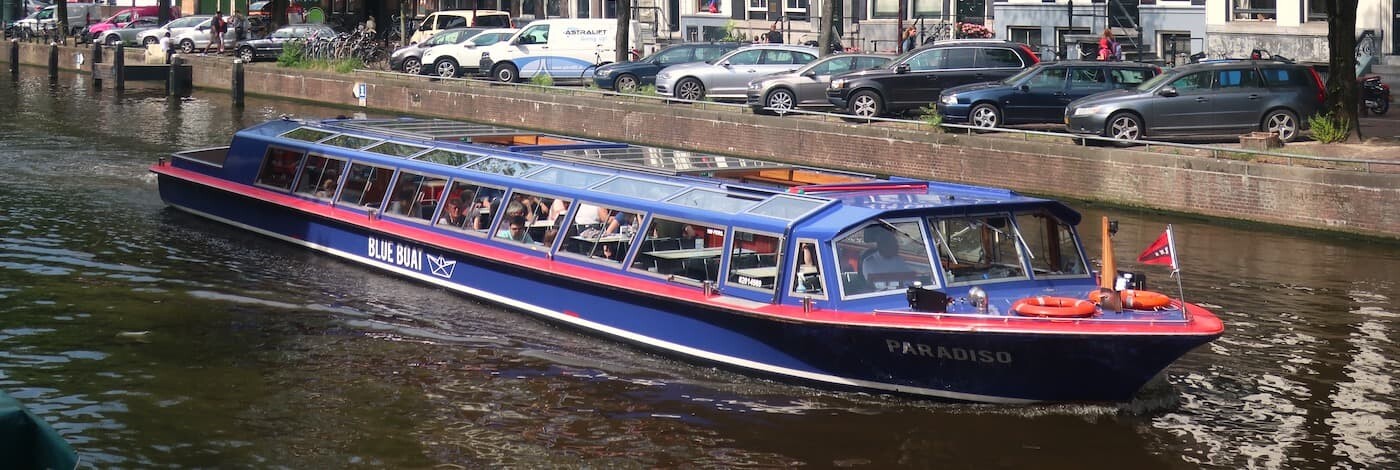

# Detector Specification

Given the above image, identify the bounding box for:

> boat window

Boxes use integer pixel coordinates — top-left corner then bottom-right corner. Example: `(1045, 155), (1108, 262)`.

(383, 170), (449, 222)
(928, 214), (1029, 285)
(630, 217), (726, 283)
(436, 180), (501, 234)
(292, 154), (347, 200)
(493, 191), (570, 248)
(414, 149), (478, 167)
(560, 202), (642, 266)
(591, 176), (685, 200)
(322, 134), (379, 150)
(465, 156), (541, 176)
(280, 127), (334, 142)
(255, 147), (304, 190)
(727, 231), (782, 293)
(791, 241), (825, 297)
(1013, 212), (1088, 279)
(666, 188), (762, 213)
(836, 221), (936, 297)
(746, 195), (824, 221)
(337, 163), (396, 208)
(366, 141), (430, 158)
(524, 167), (610, 189)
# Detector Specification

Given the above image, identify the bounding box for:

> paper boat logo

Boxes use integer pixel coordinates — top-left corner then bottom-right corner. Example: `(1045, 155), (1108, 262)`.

(427, 254), (457, 278)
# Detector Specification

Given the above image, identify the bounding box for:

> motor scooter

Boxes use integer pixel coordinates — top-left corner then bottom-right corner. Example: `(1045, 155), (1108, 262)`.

(1360, 74), (1391, 116)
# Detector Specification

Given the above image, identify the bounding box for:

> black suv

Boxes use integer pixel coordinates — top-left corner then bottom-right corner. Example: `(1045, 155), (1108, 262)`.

(827, 40), (1040, 118)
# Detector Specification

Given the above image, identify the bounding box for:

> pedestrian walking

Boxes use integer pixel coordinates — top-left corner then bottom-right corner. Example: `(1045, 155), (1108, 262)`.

(228, 10), (245, 42)
(766, 23), (783, 44)
(1098, 28), (1118, 61)
(206, 10), (226, 55)
(901, 26), (916, 53)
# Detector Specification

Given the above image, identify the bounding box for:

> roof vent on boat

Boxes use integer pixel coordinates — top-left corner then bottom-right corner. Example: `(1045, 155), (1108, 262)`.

(790, 181), (929, 195)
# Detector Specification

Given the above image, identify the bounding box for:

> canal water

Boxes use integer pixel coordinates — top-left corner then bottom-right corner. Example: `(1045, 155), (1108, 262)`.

(2, 68), (1397, 469)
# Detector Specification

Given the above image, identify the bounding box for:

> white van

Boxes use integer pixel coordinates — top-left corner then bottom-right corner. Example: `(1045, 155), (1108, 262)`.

(20, 3), (102, 36)
(477, 18), (642, 84)
(409, 10), (510, 44)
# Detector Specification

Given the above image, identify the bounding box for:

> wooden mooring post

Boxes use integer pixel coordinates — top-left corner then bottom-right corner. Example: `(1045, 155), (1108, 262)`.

(91, 42), (103, 88)
(47, 42), (57, 79)
(113, 43), (125, 90)
(167, 55), (188, 97)
(231, 59), (244, 107)
(9, 40), (17, 75)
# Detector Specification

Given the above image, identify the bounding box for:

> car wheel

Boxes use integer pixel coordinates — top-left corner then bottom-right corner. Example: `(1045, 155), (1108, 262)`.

(179, 39), (195, 54)
(238, 46), (254, 62)
(765, 88), (795, 114)
(969, 103), (1001, 129)
(434, 58), (458, 78)
(401, 56), (421, 75)
(850, 90), (883, 119)
(615, 73), (638, 93)
(1262, 109), (1299, 142)
(674, 78), (705, 101)
(104, 35), (119, 46)
(1106, 112), (1144, 142)
(493, 62), (518, 83)
(143, 36), (157, 47)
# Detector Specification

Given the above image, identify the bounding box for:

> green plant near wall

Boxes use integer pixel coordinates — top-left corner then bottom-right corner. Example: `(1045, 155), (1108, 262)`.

(530, 73), (555, 87)
(1307, 112), (1350, 143)
(917, 104), (943, 132)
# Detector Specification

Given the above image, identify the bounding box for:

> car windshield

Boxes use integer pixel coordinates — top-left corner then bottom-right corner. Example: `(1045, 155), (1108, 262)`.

(1136, 71), (1174, 91)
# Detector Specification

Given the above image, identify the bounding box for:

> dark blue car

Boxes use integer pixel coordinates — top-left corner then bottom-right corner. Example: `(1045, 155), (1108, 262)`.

(937, 61), (1159, 128)
(591, 42), (742, 92)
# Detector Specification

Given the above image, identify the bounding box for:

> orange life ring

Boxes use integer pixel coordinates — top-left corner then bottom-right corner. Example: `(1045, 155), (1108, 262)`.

(1086, 289), (1173, 310)
(1011, 296), (1097, 318)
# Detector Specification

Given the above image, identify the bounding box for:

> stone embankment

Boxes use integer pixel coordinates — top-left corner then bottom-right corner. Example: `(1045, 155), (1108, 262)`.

(6, 41), (1398, 239)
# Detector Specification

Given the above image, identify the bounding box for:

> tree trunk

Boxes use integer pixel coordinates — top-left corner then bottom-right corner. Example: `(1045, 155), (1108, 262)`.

(535, 0), (547, 19)
(817, 0), (835, 57)
(272, 0), (288, 30)
(158, 0), (172, 24)
(1325, 0), (1361, 139)
(615, 0), (632, 63)
(55, 1), (67, 40)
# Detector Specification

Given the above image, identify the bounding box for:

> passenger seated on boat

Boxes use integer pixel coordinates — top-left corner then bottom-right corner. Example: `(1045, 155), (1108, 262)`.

(471, 196), (495, 231)
(314, 178), (337, 198)
(573, 203), (607, 230)
(437, 197), (467, 227)
(861, 230), (911, 289)
(387, 188), (415, 216)
(496, 216), (535, 244)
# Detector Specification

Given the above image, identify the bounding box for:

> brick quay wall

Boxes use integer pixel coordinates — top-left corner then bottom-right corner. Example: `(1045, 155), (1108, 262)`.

(6, 42), (1397, 239)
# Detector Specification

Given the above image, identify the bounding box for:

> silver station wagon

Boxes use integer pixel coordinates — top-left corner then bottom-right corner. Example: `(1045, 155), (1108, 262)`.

(654, 44), (819, 102)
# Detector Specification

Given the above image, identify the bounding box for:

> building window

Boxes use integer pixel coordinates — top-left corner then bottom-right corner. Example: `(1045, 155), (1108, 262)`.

(1306, 0), (1325, 20)
(698, 0), (722, 13)
(1008, 27), (1042, 55)
(913, 0), (939, 16)
(872, 0), (899, 18)
(1233, 0), (1276, 20)
(750, 0), (767, 10)
(786, 0), (808, 11)
(1160, 32), (1192, 66)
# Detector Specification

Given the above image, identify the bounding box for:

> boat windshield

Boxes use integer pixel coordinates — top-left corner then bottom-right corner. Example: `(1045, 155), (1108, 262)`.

(1012, 211), (1089, 279)
(927, 214), (1029, 285)
(835, 220), (936, 297)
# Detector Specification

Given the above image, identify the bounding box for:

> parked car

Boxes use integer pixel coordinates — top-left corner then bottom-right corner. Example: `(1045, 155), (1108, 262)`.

(20, 3), (102, 36)
(746, 53), (892, 113)
(137, 15), (209, 47)
(655, 44), (819, 101)
(937, 61), (1160, 128)
(409, 9), (509, 44)
(172, 17), (239, 54)
(421, 28), (516, 77)
(826, 40), (1040, 118)
(478, 19), (641, 83)
(1064, 59), (1326, 142)
(235, 24), (335, 62)
(389, 27), (483, 74)
(95, 17), (161, 46)
(87, 6), (175, 38)
(591, 42), (742, 92)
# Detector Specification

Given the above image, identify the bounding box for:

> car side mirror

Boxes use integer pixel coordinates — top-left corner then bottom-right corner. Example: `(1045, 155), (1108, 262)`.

(895, 63), (910, 74)
(802, 70), (817, 78)
(1158, 86), (1178, 97)
(1019, 84), (1030, 92)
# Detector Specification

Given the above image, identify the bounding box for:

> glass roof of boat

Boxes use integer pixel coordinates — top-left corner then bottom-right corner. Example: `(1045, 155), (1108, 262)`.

(413, 148), (479, 166)
(335, 119), (562, 142)
(465, 156), (541, 176)
(540, 147), (788, 176)
(666, 188), (763, 213)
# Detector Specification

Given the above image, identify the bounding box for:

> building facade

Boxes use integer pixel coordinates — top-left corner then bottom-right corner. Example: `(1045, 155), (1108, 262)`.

(1204, 0), (1394, 63)
(994, 0), (1205, 64)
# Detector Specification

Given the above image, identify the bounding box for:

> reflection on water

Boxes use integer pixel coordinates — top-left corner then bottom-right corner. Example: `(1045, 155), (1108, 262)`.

(1, 68), (1398, 468)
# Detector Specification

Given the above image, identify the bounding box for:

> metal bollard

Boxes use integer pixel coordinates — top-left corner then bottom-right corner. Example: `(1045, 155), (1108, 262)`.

(231, 59), (244, 107)
(47, 42), (57, 79)
(9, 40), (17, 75)
(113, 42), (125, 91)
(167, 54), (186, 97)
(91, 41), (102, 88)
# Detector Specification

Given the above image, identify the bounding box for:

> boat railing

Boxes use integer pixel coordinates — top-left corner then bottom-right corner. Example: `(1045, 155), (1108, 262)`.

(871, 307), (1192, 325)
(171, 146), (231, 168)
(351, 68), (1399, 174)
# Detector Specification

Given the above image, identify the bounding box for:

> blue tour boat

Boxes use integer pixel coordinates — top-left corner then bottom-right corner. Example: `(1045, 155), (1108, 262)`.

(150, 117), (1223, 403)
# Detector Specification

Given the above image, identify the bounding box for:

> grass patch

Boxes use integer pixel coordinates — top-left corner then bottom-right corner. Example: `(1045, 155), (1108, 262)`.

(529, 73), (555, 87)
(1307, 112), (1351, 143)
(276, 41), (364, 73)
(623, 84), (657, 96)
(917, 104), (943, 132)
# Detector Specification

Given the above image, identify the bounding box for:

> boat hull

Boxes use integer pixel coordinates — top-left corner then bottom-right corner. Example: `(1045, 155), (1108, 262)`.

(156, 174), (1219, 403)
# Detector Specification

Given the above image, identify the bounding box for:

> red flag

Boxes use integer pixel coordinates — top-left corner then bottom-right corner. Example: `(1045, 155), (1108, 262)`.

(1136, 226), (1179, 270)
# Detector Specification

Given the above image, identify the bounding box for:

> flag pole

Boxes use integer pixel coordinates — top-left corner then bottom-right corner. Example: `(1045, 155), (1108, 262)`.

(1167, 224), (1187, 310)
